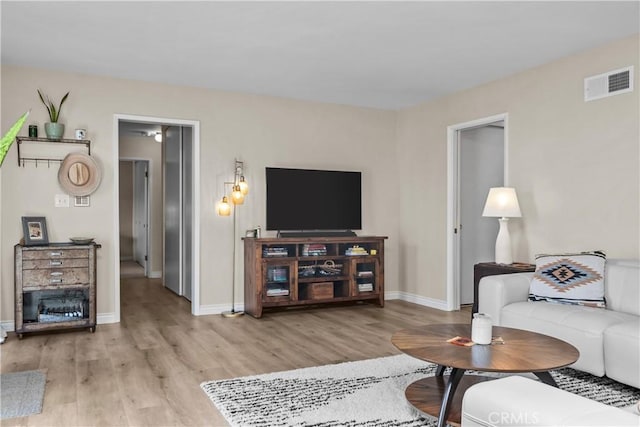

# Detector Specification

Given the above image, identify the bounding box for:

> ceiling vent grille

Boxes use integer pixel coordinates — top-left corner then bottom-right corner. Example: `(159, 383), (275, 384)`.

(584, 66), (634, 102)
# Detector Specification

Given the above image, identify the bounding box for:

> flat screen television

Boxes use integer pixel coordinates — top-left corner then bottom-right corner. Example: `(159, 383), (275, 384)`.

(266, 167), (362, 232)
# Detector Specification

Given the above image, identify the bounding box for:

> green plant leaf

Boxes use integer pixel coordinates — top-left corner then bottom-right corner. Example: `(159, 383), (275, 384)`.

(37, 89), (54, 122)
(50, 104), (58, 122)
(37, 90), (69, 122)
(57, 92), (70, 122)
(0, 110), (30, 168)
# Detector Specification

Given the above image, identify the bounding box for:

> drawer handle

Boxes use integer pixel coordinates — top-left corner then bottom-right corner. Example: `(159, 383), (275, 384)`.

(49, 252), (62, 257)
(50, 261), (63, 266)
(50, 278), (63, 284)
(50, 271), (63, 277)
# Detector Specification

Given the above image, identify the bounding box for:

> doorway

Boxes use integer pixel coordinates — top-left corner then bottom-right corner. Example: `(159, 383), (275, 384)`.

(133, 160), (150, 276)
(446, 113), (508, 311)
(113, 114), (201, 321)
(118, 159), (150, 278)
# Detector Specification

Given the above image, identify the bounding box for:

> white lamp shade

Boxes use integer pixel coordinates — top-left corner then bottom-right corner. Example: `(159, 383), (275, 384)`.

(482, 187), (522, 218)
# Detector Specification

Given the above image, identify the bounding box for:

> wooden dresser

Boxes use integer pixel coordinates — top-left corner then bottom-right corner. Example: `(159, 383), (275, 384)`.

(14, 242), (100, 338)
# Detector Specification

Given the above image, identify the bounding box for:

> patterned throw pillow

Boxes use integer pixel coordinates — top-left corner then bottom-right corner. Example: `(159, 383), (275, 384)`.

(528, 250), (606, 308)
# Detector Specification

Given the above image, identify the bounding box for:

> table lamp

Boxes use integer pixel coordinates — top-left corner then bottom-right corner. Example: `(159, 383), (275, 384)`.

(482, 187), (522, 265)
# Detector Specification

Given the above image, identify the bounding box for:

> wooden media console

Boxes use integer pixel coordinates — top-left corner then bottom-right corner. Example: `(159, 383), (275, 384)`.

(243, 236), (386, 318)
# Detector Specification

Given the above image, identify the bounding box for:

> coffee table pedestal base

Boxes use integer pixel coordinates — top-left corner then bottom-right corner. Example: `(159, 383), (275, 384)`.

(406, 375), (494, 427)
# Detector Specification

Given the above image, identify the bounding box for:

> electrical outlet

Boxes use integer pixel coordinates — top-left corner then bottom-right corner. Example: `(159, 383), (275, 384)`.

(74, 196), (90, 207)
(54, 194), (70, 208)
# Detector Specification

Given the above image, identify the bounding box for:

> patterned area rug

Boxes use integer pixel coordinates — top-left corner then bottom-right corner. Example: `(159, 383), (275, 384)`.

(0, 370), (46, 420)
(201, 354), (640, 427)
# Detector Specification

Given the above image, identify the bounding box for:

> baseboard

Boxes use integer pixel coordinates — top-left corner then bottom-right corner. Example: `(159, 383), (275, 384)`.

(148, 271), (162, 279)
(198, 303), (246, 316)
(120, 256), (133, 261)
(1, 313), (118, 332)
(1, 320), (15, 332)
(385, 291), (450, 311)
(97, 312), (118, 324)
(2, 296), (446, 330)
(201, 295), (447, 315)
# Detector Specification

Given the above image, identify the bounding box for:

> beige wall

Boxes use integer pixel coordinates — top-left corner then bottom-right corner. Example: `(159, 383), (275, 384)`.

(0, 67), (399, 322)
(396, 34), (640, 301)
(2, 34), (637, 322)
(119, 135), (163, 275)
(118, 161), (133, 259)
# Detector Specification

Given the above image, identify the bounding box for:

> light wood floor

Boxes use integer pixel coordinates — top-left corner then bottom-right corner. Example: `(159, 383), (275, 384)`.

(1, 276), (471, 426)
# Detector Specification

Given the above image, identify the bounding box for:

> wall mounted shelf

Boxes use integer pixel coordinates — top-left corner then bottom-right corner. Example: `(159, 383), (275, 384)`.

(15, 136), (91, 167)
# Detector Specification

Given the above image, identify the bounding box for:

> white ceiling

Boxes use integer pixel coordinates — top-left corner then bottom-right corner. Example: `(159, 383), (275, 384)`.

(2, 1), (638, 110)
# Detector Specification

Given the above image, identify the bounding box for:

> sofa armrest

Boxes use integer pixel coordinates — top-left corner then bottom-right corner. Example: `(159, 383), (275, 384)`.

(478, 272), (534, 326)
(461, 376), (640, 427)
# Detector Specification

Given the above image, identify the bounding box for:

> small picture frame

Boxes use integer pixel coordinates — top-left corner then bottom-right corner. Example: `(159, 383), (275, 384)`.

(21, 216), (49, 246)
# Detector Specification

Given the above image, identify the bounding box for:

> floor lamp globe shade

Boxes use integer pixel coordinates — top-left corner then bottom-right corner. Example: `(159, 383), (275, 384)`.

(217, 197), (231, 216)
(495, 218), (513, 265)
(239, 177), (249, 195)
(231, 186), (244, 204)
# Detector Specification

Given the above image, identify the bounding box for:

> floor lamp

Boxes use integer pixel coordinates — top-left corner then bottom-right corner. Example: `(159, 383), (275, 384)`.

(217, 159), (249, 318)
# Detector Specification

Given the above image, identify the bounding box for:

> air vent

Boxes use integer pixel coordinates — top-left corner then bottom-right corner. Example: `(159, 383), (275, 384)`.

(585, 66), (634, 102)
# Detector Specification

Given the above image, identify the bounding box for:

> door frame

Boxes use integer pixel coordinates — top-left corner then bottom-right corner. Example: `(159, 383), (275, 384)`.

(120, 157), (151, 277)
(446, 113), (509, 311)
(113, 114), (201, 320)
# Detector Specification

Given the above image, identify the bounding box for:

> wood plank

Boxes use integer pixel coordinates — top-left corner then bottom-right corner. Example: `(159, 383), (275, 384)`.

(0, 273), (470, 426)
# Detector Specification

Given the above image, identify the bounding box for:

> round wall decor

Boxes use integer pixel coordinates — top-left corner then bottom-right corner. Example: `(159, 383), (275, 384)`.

(58, 152), (101, 196)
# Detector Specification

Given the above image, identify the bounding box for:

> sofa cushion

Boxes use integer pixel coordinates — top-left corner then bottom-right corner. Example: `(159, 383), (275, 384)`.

(604, 321), (640, 388)
(501, 301), (636, 376)
(605, 259), (640, 316)
(461, 376), (640, 427)
(529, 251), (606, 308)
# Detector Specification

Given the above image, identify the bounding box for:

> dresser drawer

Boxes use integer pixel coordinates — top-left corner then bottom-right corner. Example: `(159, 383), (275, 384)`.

(22, 249), (89, 260)
(22, 268), (89, 287)
(22, 258), (89, 270)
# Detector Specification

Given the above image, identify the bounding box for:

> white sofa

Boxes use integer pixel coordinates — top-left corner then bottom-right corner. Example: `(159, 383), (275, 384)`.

(461, 376), (640, 426)
(478, 259), (640, 388)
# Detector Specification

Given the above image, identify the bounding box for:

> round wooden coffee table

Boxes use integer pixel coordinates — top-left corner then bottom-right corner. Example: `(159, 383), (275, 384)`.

(391, 323), (579, 427)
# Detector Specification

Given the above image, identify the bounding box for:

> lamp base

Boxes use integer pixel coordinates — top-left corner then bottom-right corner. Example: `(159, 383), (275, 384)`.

(221, 310), (245, 318)
(495, 217), (513, 265)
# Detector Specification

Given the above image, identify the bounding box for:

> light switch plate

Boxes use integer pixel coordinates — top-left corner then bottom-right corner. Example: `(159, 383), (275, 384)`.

(54, 194), (70, 208)
(74, 196), (90, 207)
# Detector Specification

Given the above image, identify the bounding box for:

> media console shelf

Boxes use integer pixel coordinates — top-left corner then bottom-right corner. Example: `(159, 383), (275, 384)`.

(244, 236), (386, 318)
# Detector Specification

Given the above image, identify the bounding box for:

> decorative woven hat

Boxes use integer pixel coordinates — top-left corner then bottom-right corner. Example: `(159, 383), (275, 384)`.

(58, 152), (102, 196)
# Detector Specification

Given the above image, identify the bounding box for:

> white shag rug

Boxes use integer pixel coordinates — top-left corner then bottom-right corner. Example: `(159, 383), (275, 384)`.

(201, 354), (640, 427)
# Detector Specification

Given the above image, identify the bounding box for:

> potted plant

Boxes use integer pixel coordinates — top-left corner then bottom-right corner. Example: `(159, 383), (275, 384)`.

(0, 110), (29, 167)
(37, 90), (69, 140)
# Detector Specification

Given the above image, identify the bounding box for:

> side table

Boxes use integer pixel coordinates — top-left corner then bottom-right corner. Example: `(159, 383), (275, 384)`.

(472, 262), (535, 315)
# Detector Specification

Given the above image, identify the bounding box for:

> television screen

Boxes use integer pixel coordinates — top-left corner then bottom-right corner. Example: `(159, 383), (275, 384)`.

(266, 167), (362, 231)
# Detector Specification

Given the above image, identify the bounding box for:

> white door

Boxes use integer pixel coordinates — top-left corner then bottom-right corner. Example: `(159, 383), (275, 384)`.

(133, 160), (149, 274)
(163, 126), (194, 298)
(458, 124), (504, 304)
(164, 127), (182, 295)
(181, 127), (193, 301)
